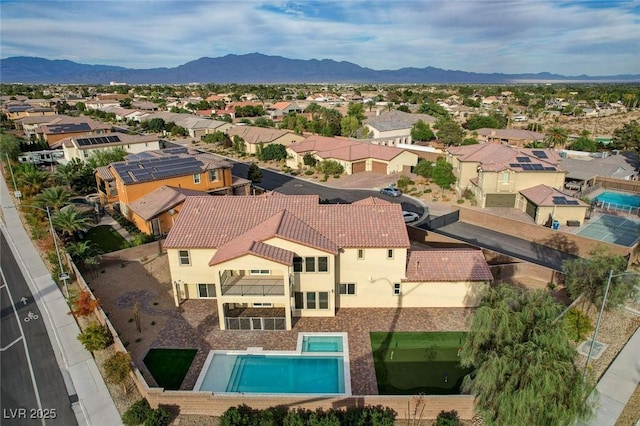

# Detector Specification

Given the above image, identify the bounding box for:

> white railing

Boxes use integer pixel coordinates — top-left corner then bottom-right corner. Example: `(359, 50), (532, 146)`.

(595, 200), (640, 216)
(225, 316), (286, 330)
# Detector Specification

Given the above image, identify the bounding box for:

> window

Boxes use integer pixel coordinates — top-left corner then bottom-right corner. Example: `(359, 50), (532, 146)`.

(194, 173), (201, 184)
(293, 257), (303, 272)
(250, 269), (270, 275)
(305, 257), (315, 272)
(339, 283), (356, 295)
(294, 292), (304, 309)
(357, 249), (364, 259)
(393, 283), (401, 295)
(178, 250), (190, 266)
(209, 169), (219, 181)
(502, 171), (509, 184)
(252, 302), (272, 307)
(318, 257), (328, 272)
(319, 292), (329, 309)
(306, 292), (316, 309)
(198, 283), (216, 298)
(387, 249), (394, 259)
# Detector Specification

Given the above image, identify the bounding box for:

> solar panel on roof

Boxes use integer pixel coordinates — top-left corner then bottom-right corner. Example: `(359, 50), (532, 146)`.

(516, 157), (531, 162)
(532, 164), (544, 170)
(544, 167), (555, 171)
(532, 150), (548, 159)
(567, 200), (580, 205)
(509, 163), (521, 167)
(522, 164), (533, 170)
(552, 196), (567, 205)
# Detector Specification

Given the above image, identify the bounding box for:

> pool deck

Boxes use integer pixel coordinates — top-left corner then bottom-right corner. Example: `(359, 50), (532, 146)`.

(150, 300), (473, 395)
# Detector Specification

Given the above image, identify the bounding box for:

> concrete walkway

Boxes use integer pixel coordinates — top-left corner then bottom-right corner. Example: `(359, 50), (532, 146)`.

(0, 176), (122, 426)
(581, 325), (640, 426)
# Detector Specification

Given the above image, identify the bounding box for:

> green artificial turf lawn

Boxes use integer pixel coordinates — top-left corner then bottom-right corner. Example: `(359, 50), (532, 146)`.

(84, 225), (126, 253)
(143, 349), (198, 390)
(370, 332), (472, 395)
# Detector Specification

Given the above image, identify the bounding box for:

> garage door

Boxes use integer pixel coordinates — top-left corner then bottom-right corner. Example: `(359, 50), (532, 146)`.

(371, 161), (387, 174)
(485, 194), (516, 208)
(352, 161), (366, 173)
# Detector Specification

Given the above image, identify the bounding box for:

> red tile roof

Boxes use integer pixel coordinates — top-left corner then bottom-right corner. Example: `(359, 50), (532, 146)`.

(289, 135), (408, 162)
(352, 197), (391, 205)
(448, 144), (562, 172)
(164, 193), (410, 250)
(404, 249), (493, 282)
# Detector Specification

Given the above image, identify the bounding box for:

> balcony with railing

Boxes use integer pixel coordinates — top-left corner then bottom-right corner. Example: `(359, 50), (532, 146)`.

(220, 273), (286, 297)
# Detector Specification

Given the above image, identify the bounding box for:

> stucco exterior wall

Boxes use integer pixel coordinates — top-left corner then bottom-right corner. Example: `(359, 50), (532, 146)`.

(387, 151), (418, 174)
(534, 205), (587, 226)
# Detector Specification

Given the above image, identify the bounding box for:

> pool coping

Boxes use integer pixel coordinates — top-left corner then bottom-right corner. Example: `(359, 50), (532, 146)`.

(193, 332), (351, 396)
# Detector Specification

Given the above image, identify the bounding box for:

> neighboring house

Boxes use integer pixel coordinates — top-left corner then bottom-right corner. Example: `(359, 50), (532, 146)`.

(519, 184), (588, 226)
(95, 147), (251, 219)
(226, 126), (305, 154)
(37, 120), (112, 148)
(162, 193), (493, 331)
(84, 99), (121, 111)
(3, 104), (56, 120)
(559, 151), (639, 188)
(286, 135), (418, 175)
(127, 186), (208, 236)
(134, 112), (232, 138)
(60, 133), (162, 162)
(266, 101), (304, 119)
(14, 115), (63, 139)
(474, 128), (544, 147)
(364, 110), (437, 146)
(447, 144), (566, 208)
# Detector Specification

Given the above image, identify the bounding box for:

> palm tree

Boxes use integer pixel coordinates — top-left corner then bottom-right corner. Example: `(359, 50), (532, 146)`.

(16, 164), (51, 198)
(34, 186), (72, 211)
(52, 207), (92, 242)
(543, 126), (569, 148)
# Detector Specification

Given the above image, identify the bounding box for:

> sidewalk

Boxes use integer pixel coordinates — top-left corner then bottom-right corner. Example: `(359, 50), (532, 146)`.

(0, 176), (122, 426)
(581, 325), (640, 426)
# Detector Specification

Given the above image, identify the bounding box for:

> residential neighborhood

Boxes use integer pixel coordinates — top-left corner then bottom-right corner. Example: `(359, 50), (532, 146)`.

(1, 80), (640, 426)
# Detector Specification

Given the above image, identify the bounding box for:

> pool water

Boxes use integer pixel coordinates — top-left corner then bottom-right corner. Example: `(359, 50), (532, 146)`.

(595, 191), (640, 208)
(302, 335), (343, 352)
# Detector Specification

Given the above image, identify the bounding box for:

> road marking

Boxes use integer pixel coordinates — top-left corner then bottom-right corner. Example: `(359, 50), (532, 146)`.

(21, 296), (28, 305)
(1, 336), (23, 351)
(0, 267), (43, 412)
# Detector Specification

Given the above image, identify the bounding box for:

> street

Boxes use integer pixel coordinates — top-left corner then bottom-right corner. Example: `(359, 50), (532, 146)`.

(0, 231), (77, 426)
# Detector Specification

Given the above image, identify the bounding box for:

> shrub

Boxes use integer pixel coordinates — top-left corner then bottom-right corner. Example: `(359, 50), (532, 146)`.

(69, 290), (99, 317)
(304, 170), (314, 176)
(144, 407), (171, 426)
(457, 199), (465, 204)
(424, 188), (432, 194)
(103, 352), (132, 392)
(122, 399), (150, 426)
(397, 175), (414, 190)
(564, 308), (594, 342)
(316, 160), (344, 177)
(332, 174), (340, 179)
(77, 322), (112, 352)
(435, 409), (460, 426)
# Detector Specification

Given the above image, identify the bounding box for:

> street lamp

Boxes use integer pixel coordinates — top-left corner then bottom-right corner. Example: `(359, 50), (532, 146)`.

(22, 203), (70, 299)
(5, 153), (21, 204)
(584, 269), (640, 373)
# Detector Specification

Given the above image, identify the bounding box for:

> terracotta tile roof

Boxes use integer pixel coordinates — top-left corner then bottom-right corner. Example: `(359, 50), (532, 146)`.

(164, 193), (410, 250)
(448, 144), (562, 172)
(519, 184), (587, 207)
(404, 249), (494, 282)
(475, 128), (544, 140)
(365, 110), (437, 131)
(128, 186), (209, 221)
(352, 197), (391, 205)
(287, 135), (358, 154)
(269, 101), (292, 110)
(316, 142), (407, 162)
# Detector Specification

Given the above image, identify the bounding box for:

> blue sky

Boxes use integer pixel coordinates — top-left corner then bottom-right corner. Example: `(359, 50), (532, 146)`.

(1, 0), (639, 76)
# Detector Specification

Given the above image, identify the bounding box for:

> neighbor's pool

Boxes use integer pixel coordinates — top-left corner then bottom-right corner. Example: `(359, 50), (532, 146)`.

(595, 191), (640, 208)
(194, 333), (350, 395)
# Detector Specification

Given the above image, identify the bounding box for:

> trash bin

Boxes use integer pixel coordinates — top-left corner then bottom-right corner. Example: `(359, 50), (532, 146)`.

(552, 220), (560, 230)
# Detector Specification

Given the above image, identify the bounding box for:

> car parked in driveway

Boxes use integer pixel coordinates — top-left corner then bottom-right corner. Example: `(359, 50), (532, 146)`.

(402, 211), (420, 223)
(380, 186), (402, 197)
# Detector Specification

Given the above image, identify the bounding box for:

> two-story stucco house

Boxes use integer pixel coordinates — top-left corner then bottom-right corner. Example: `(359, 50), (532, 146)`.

(447, 144), (566, 208)
(95, 147), (251, 235)
(162, 193), (493, 331)
(61, 133), (162, 162)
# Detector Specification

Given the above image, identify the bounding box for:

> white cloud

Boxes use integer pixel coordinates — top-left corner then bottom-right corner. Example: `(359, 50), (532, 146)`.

(0, 0), (638, 75)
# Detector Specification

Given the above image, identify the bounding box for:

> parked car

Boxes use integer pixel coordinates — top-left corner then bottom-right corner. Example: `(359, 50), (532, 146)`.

(380, 186), (402, 197)
(402, 211), (420, 223)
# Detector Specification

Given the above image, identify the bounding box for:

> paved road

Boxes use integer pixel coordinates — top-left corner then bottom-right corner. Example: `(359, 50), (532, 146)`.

(422, 221), (580, 271)
(0, 231), (77, 426)
(231, 161), (426, 214)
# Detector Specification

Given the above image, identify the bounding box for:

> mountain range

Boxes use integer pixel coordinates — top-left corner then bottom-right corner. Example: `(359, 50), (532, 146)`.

(1, 53), (639, 84)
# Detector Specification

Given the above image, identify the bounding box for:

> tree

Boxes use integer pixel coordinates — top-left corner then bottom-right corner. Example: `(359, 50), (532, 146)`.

(413, 159), (434, 179)
(340, 115), (360, 137)
(0, 133), (21, 161)
(16, 163), (51, 198)
(52, 206), (92, 241)
(418, 102), (449, 119)
(34, 186), (72, 211)
(544, 126), (569, 148)
(347, 102), (366, 121)
(436, 120), (464, 146)
(431, 159), (456, 192)
(466, 115), (501, 130)
(66, 240), (103, 263)
(611, 120), (640, 151)
(231, 136), (245, 153)
(86, 147), (128, 168)
(103, 352), (132, 393)
(302, 153), (317, 167)
(69, 289), (99, 317)
(257, 144), (287, 161)
(253, 117), (274, 128)
(53, 158), (95, 194)
(570, 135), (598, 152)
(563, 247), (639, 310)
(77, 322), (113, 352)
(202, 131), (230, 146)
(460, 285), (594, 426)
(247, 162), (262, 183)
(410, 120), (435, 142)
(396, 105), (411, 113)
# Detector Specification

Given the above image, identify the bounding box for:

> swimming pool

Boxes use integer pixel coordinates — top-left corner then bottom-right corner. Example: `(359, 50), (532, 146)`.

(194, 333), (350, 395)
(595, 191), (640, 208)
